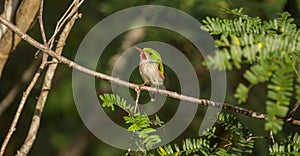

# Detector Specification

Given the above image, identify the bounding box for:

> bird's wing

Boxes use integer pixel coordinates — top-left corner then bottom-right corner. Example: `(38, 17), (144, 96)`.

(157, 62), (165, 80)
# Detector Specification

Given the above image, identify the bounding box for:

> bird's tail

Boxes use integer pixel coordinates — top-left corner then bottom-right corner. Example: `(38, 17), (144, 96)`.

(150, 92), (156, 102)
(150, 86), (159, 102)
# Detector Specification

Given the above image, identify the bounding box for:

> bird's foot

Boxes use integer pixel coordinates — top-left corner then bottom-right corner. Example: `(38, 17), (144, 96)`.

(139, 82), (146, 87)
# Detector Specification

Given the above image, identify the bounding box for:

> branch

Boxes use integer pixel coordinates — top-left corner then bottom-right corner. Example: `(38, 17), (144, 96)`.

(1, 1), (82, 155)
(286, 101), (300, 121)
(0, 59), (39, 116)
(0, 0), (40, 77)
(37, 0), (47, 45)
(47, 0), (84, 47)
(16, 2), (81, 156)
(13, 0), (40, 49)
(0, 0), (13, 37)
(0, 56), (47, 156)
(0, 15), (299, 127)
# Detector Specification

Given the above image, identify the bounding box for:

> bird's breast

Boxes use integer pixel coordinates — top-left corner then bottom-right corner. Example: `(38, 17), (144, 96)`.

(139, 62), (164, 86)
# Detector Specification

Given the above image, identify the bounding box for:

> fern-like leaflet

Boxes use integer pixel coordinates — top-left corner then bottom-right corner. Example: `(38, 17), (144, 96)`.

(202, 9), (299, 134)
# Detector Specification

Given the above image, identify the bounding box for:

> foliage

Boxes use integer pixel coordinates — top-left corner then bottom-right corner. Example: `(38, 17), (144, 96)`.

(269, 133), (300, 155)
(100, 93), (135, 115)
(157, 113), (254, 156)
(1, 0), (297, 155)
(201, 8), (300, 134)
(296, 78), (300, 102)
(100, 94), (258, 155)
(99, 93), (300, 155)
(124, 114), (163, 151)
(100, 94), (163, 152)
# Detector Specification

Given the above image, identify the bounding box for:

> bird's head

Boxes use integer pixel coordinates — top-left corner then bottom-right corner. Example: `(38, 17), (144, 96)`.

(134, 47), (162, 63)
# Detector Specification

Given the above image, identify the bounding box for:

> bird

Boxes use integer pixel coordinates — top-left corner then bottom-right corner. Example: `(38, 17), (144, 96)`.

(134, 47), (165, 102)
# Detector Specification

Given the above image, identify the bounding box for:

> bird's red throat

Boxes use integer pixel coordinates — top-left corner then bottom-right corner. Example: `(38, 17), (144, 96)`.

(140, 53), (147, 60)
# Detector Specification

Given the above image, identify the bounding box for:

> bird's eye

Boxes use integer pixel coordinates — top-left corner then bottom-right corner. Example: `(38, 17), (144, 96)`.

(149, 52), (153, 56)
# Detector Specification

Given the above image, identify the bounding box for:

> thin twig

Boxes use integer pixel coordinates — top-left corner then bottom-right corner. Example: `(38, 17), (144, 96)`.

(1, 1), (82, 155)
(0, 0), (51, 154)
(286, 101), (300, 121)
(16, 3), (81, 156)
(0, 60), (38, 116)
(33, 0), (47, 59)
(0, 15), (300, 127)
(270, 130), (275, 144)
(38, 0), (47, 44)
(246, 135), (270, 141)
(292, 65), (300, 80)
(48, 0), (83, 45)
(0, 58), (47, 156)
(134, 87), (141, 114)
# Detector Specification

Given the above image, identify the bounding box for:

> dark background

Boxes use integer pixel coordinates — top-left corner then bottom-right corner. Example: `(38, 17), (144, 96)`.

(1, 0), (300, 155)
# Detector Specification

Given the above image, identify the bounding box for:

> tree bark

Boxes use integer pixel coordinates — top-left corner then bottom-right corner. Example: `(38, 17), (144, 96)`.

(0, 0), (40, 78)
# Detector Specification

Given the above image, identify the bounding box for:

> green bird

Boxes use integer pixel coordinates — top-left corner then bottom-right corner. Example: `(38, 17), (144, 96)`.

(134, 47), (165, 101)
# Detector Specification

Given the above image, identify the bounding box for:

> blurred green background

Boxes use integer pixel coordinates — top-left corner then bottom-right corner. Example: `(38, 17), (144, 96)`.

(1, 0), (300, 155)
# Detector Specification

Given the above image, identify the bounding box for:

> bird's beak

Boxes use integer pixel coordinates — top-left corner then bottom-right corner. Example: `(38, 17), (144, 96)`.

(134, 47), (144, 53)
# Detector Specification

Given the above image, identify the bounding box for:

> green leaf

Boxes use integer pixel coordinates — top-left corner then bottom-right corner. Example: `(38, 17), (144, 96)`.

(295, 70), (300, 101)
(157, 113), (253, 155)
(99, 93), (135, 114)
(269, 133), (300, 155)
(234, 83), (249, 104)
(265, 63), (293, 134)
(99, 94), (163, 151)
